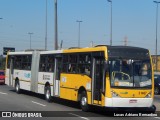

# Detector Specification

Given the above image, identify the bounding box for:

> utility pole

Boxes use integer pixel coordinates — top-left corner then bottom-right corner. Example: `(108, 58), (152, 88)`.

(107, 0), (113, 46)
(60, 40), (63, 49)
(153, 1), (160, 71)
(124, 36), (128, 46)
(0, 18), (3, 56)
(45, 0), (48, 50)
(54, 0), (58, 50)
(76, 20), (83, 47)
(28, 32), (33, 49)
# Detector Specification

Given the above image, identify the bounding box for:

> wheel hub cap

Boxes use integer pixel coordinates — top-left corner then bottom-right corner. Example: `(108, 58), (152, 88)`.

(16, 84), (19, 91)
(46, 90), (50, 99)
(81, 97), (87, 106)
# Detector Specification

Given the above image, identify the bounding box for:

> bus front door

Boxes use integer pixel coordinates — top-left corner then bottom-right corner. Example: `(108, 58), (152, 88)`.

(54, 57), (62, 96)
(92, 58), (104, 105)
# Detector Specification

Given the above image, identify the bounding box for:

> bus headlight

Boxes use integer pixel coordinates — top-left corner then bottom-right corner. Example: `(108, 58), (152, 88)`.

(111, 91), (120, 98)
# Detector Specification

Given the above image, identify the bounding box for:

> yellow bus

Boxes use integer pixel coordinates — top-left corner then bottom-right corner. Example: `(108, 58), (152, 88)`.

(5, 45), (155, 112)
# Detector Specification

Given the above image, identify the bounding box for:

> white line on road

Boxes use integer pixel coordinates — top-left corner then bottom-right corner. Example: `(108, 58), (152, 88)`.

(0, 92), (8, 95)
(31, 101), (46, 107)
(69, 113), (90, 120)
(154, 117), (160, 119)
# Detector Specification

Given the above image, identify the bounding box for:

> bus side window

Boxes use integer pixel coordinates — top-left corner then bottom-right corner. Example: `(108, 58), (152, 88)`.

(49, 64), (53, 72)
(68, 64), (75, 73)
(27, 63), (31, 70)
(85, 65), (90, 76)
(78, 53), (91, 76)
(40, 63), (45, 72)
(14, 56), (22, 70)
(62, 55), (68, 73)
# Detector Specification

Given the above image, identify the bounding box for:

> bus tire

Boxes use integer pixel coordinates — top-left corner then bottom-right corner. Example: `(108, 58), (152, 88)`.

(45, 86), (52, 102)
(15, 81), (20, 94)
(80, 91), (89, 112)
(147, 105), (156, 113)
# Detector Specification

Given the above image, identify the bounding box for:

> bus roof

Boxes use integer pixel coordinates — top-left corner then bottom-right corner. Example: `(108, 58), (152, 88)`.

(108, 46), (149, 51)
(7, 45), (149, 56)
(7, 50), (63, 56)
(108, 46), (150, 59)
(8, 51), (33, 55)
(63, 46), (107, 53)
(40, 50), (63, 54)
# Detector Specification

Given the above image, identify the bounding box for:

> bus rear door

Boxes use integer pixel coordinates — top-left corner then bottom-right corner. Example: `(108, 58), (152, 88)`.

(54, 57), (62, 96)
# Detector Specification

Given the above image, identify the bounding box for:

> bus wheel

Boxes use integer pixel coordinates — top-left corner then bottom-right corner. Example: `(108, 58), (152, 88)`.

(45, 86), (52, 102)
(15, 81), (20, 94)
(80, 91), (89, 112)
(154, 87), (159, 95)
(148, 105), (156, 113)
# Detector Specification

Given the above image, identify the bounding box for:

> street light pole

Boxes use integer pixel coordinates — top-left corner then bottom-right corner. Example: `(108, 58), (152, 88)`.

(45, 0), (48, 50)
(76, 20), (82, 47)
(54, 0), (58, 50)
(28, 32), (33, 49)
(153, 1), (160, 71)
(0, 18), (3, 56)
(108, 0), (112, 46)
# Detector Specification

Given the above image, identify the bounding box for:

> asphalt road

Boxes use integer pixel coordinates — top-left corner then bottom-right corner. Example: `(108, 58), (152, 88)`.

(0, 85), (159, 120)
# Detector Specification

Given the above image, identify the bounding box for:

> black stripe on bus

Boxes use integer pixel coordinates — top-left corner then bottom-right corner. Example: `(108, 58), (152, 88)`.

(60, 86), (91, 92)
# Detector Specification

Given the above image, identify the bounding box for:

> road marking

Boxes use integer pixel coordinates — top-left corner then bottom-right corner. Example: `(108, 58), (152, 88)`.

(155, 117), (160, 119)
(69, 113), (90, 120)
(0, 92), (8, 95)
(31, 101), (46, 107)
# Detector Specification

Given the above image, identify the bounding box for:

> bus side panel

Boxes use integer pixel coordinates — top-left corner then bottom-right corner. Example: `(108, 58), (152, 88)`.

(14, 70), (31, 91)
(60, 87), (72, 100)
(5, 69), (10, 85)
(19, 81), (30, 91)
(38, 72), (54, 95)
(6, 68), (17, 87)
(31, 51), (40, 93)
(6, 58), (14, 87)
(87, 91), (91, 104)
(22, 70), (31, 91)
(60, 74), (91, 101)
(60, 88), (78, 101)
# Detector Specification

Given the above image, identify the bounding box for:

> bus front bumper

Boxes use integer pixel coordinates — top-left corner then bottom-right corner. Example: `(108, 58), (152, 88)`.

(105, 97), (153, 108)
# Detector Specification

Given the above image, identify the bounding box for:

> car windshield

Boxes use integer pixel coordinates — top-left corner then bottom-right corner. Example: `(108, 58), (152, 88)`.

(109, 59), (152, 88)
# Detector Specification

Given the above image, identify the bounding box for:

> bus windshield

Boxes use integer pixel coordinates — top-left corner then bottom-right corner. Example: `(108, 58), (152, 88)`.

(109, 59), (152, 88)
